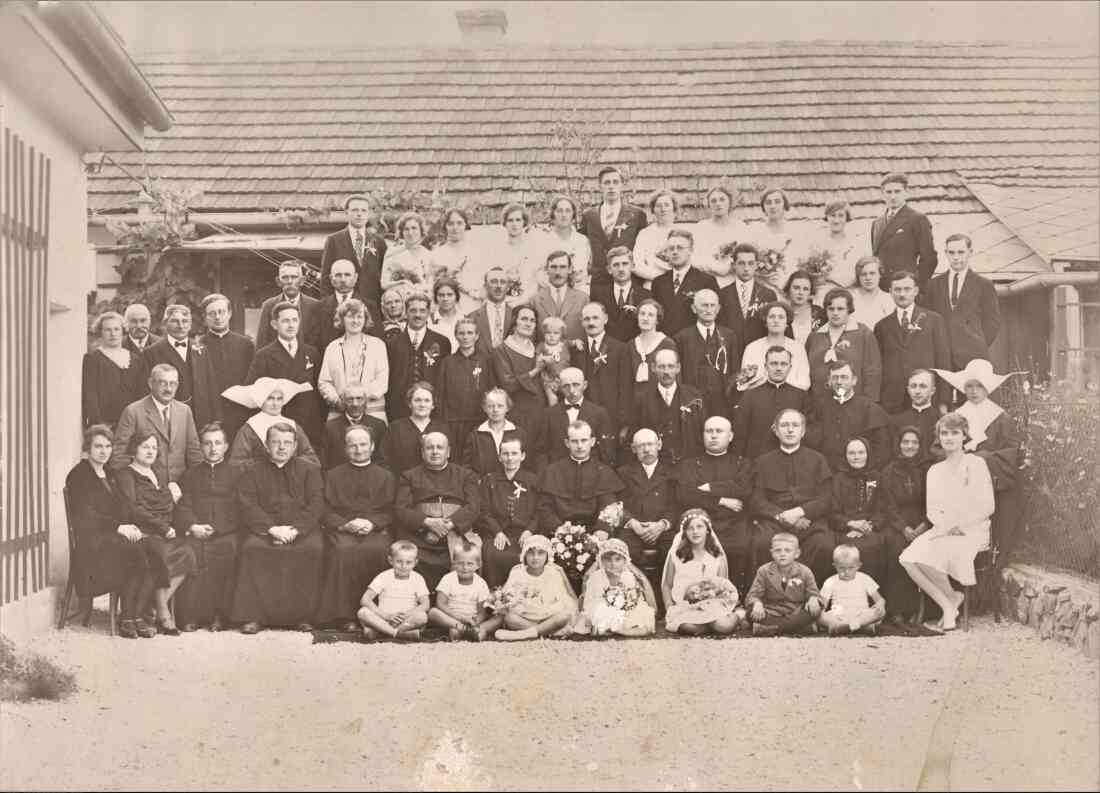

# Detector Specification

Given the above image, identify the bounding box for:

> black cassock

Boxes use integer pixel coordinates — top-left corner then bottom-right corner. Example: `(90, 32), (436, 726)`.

(315, 462), (396, 625)
(536, 456), (624, 535)
(395, 463), (480, 590)
(230, 457), (325, 626)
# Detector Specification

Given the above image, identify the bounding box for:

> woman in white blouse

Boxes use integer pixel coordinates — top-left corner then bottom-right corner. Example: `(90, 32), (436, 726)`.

(632, 189), (681, 282)
(318, 298), (388, 421)
(809, 200), (863, 305)
(381, 211), (432, 295)
(537, 195), (591, 293)
(428, 277), (461, 351)
(749, 187), (797, 293)
(692, 186), (748, 288)
(429, 207), (481, 314)
(738, 302), (811, 391)
(849, 256), (895, 330)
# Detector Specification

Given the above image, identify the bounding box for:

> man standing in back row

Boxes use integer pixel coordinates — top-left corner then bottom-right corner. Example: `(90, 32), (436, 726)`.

(321, 193), (388, 307)
(871, 172), (937, 297)
(580, 166), (648, 288)
(927, 233), (1001, 372)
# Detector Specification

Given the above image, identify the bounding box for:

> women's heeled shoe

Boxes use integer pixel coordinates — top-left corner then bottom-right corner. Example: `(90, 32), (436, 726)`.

(118, 619), (138, 639)
(155, 618), (180, 637)
(135, 619), (157, 639)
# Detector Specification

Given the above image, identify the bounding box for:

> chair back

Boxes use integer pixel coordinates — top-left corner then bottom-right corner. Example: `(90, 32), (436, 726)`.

(62, 486), (77, 555)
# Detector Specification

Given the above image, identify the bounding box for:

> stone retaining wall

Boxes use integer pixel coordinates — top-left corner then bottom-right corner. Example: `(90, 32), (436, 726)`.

(1000, 563), (1100, 658)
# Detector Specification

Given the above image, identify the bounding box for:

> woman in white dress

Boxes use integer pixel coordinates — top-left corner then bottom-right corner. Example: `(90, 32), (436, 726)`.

(428, 207), (481, 315)
(692, 186), (748, 287)
(536, 195), (591, 294)
(428, 277), (461, 351)
(317, 298), (388, 421)
(849, 256), (895, 330)
(737, 302), (811, 391)
(749, 187), (798, 293)
(380, 211), (432, 295)
(632, 189), (681, 283)
(900, 412), (994, 632)
(803, 200), (863, 305)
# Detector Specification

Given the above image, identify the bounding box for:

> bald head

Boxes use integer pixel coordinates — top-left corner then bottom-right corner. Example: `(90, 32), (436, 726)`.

(559, 366), (586, 405)
(703, 415), (733, 454)
(421, 431), (450, 470)
(692, 288), (720, 324)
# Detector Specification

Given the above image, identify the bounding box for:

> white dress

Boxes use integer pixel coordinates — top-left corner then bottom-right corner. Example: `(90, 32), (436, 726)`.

(692, 217), (750, 287)
(663, 550), (738, 631)
(899, 454), (993, 585)
(738, 336), (811, 391)
(534, 228), (591, 294)
(850, 289), (895, 330)
(746, 222), (799, 293)
(381, 244), (432, 295)
(803, 228), (866, 305)
(504, 563), (577, 623)
(632, 223), (680, 282)
(580, 567), (656, 635)
(429, 240), (483, 315)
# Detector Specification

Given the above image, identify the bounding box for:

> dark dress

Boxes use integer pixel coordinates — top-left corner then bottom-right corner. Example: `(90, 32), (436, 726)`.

(437, 348), (497, 445)
(492, 341), (547, 437)
(461, 423), (532, 477)
(477, 470), (540, 588)
(315, 462), (396, 625)
(64, 460), (147, 596)
(81, 348), (148, 428)
(383, 417), (451, 477)
(627, 334), (678, 407)
(880, 439), (933, 618)
(114, 466), (198, 587)
(827, 463), (888, 584)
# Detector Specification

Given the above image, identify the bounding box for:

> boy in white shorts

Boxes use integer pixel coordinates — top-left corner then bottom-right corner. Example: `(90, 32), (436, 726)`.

(818, 544), (886, 635)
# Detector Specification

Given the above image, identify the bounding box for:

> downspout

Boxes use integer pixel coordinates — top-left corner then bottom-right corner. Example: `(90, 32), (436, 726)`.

(995, 271), (1100, 296)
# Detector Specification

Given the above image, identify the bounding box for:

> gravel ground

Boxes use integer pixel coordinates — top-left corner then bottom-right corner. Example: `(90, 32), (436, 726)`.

(1, 616), (1097, 791)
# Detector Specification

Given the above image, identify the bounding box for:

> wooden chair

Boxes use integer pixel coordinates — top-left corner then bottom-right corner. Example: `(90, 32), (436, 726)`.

(916, 543), (1000, 632)
(57, 487), (119, 636)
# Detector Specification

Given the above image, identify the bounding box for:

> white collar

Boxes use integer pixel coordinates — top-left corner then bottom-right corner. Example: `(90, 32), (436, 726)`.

(209, 329), (229, 339)
(818, 316), (861, 334)
(564, 399), (584, 410)
(586, 333), (605, 349)
(779, 444), (801, 455)
(951, 268), (969, 282)
(601, 201), (621, 216)
(281, 294), (300, 306)
(833, 391), (855, 405)
(658, 382), (677, 399)
(477, 419), (517, 434)
(614, 281), (631, 294)
(278, 337), (298, 355)
(350, 461), (372, 468)
(911, 402), (933, 413)
(641, 460), (658, 478)
(348, 225), (367, 237)
(696, 322), (715, 337)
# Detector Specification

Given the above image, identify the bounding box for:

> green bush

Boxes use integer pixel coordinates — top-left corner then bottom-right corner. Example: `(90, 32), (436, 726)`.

(0, 634), (78, 703)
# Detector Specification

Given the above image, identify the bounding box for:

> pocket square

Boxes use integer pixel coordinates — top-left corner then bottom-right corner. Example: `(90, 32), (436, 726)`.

(895, 228), (904, 235)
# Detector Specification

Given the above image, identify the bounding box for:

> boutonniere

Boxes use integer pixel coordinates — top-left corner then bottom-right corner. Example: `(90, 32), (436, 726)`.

(836, 339), (852, 352)
(569, 339), (587, 352)
(512, 481), (527, 498)
(423, 344), (440, 367)
(782, 576), (803, 588)
(906, 312), (926, 333)
(612, 221), (629, 237)
(744, 299), (764, 318)
(304, 355), (314, 370)
(680, 398), (703, 414)
(682, 290), (697, 302)
(471, 365), (482, 379)
(621, 303), (637, 314)
(592, 351), (608, 368)
(190, 340), (205, 356)
(365, 242), (378, 258)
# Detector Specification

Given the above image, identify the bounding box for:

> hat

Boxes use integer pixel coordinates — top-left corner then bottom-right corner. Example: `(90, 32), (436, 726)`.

(598, 537), (631, 564)
(221, 377), (312, 409)
(519, 533), (553, 562)
(933, 359), (1019, 396)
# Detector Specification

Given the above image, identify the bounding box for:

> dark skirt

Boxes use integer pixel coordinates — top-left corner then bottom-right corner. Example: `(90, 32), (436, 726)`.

(230, 532), (324, 626)
(74, 533), (149, 597)
(314, 530), (392, 624)
(174, 534), (240, 625)
(142, 535), (198, 588)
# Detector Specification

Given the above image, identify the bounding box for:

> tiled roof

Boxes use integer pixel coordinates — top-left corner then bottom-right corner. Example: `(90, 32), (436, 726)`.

(88, 41), (1099, 220)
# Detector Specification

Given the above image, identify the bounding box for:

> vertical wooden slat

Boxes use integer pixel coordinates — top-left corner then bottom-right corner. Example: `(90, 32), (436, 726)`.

(15, 133), (26, 600)
(37, 151), (49, 589)
(1, 126), (9, 605)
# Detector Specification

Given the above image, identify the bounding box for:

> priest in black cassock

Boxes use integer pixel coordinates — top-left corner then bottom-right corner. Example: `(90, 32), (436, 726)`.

(315, 426), (396, 630)
(323, 384), (388, 469)
(675, 416), (756, 594)
(173, 422), (242, 631)
(817, 361), (891, 472)
(199, 294), (255, 443)
(631, 348), (706, 465)
(231, 423), (326, 634)
(394, 432), (480, 589)
(477, 436), (540, 588)
(536, 420), (624, 535)
(751, 408), (835, 586)
(888, 369), (944, 460)
(732, 346), (817, 460)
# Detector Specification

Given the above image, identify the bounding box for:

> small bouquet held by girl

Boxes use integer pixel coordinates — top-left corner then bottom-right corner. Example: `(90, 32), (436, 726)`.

(662, 509), (745, 636)
(496, 535), (578, 641)
(551, 521), (603, 592)
(575, 538), (657, 637)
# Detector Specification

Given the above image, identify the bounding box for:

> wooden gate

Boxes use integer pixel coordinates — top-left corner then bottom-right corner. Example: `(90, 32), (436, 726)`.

(0, 124), (51, 606)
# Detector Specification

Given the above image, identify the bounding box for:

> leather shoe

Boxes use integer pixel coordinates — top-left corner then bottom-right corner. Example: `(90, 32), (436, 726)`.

(180, 623), (199, 632)
(118, 619), (138, 639)
(240, 621), (262, 635)
(209, 616), (225, 632)
(296, 623), (314, 632)
(135, 619), (157, 639)
(155, 618), (180, 637)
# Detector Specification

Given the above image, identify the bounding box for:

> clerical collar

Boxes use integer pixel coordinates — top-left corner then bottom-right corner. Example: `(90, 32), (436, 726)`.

(571, 456), (590, 465)
(427, 463), (448, 472)
(704, 449), (728, 457)
(833, 391), (854, 405)
(210, 329), (229, 339)
(769, 379), (787, 389)
(350, 461), (372, 468)
(205, 459), (223, 468)
(345, 413), (366, 425)
(779, 444), (801, 455)
(272, 459), (290, 468)
(911, 402), (932, 413)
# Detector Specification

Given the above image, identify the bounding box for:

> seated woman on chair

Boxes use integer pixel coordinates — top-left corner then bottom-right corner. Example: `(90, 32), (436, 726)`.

(899, 413), (994, 632)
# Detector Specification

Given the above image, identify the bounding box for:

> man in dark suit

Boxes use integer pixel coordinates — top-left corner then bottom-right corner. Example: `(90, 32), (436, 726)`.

(245, 300), (324, 448)
(199, 293), (255, 443)
(385, 292), (451, 421)
(571, 302), (633, 457)
(307, 258), (382, 352)
(674, 288), (740, 421)
(538, 367), (615, 466)
(255, 260), (320, 350)
(323, 384), (388, 469)
(320, 193), (387, 307)
(578, 166), (648, 288)
(718, 243), (778, 346)
(589, 245), (649, 342)
(615, 428), (678, 583)
(122, 303), (161, 353)
(731, 346), (817, 460)
(875, 270), (951, 413)
(112, 363), (203, 482)
(144, 304), (220, 431)
(631, 348), (706, 465)
(467, 267), (514, 357)
(927, 233), (1001, 371)
(650, 229), (720, 337)
(871, 172), (938, 296)
(532, 251), (588, 341)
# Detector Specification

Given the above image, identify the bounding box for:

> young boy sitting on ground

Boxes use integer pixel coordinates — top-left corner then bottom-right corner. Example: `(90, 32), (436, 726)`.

(746, 532), (823, 636)
(817, 544), (886, 635)
(428, 543), (502, 641)
(358, 540), (430, 641)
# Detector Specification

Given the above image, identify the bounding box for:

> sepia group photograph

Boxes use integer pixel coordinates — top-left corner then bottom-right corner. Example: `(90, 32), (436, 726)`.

(0, 0), (1097, 789)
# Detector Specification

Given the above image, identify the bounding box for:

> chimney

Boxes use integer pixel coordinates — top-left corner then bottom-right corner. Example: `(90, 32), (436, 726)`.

(456, 8), (507, 45)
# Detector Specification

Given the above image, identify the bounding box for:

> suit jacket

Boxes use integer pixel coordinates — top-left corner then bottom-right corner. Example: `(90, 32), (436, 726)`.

(616, 459), (679, 526)
(305, 293), (383, 352)
(123, 333), (161, 355)
(245, 339), (324, 446)
(578, 203), (648, 286)
(589, 277), (650, 342)
(673, 323), (741, 420)
(926, 269), (1001, 368)
(467, 301), (514, 357)
(111, 395), (202, 482)
(532, 285), (587, 341)
(143, 336), (220, 430)
(718, 280), (778, 347)
(650, 267), (720, 337)
(570, 334), (633, 435)
(873, 307), (951, 412)
(200, 330), (255, 440)
(384, 327), (451, 420)
(539, 399), (615, 465)
(631, 382), (706, 465)
(320, 226), (388, 306)
(870, 204), (938, 292)
(255, 294), (320, 350)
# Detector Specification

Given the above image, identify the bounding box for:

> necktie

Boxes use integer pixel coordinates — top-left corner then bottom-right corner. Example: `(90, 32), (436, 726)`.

(951, 274), (960, 308)
(617, 287), (626, 308)
(602, 208), (615, 236)
(740, 283), (749, 310)
(161, 405), (171, 441)
(903, 308), (911, 328)
(590, 338), (598, 358)
(354, 231), (364, 262)
(492, 307), (503, 346)
(673, 271), (682, 292)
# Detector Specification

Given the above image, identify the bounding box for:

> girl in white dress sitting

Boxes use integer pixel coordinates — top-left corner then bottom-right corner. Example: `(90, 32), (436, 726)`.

(899, 412), (995, 632)
(575, 538), (657, 637)
(661, 509), (743, 636)
(496, 535), (577, 641)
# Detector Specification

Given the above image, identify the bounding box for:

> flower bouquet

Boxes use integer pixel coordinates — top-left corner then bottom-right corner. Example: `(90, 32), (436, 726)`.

(716, 240), (740, 262)
(590, 583), (644, 635)
(798, 247), (833, 289)
(552, 522), (600, 592)
(483, 584), (530, 614)
(756, 247), (786, 279)
(596, 501), (626, 535)
(735, 364), (759, 391)
(684, 578), (740, 610)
